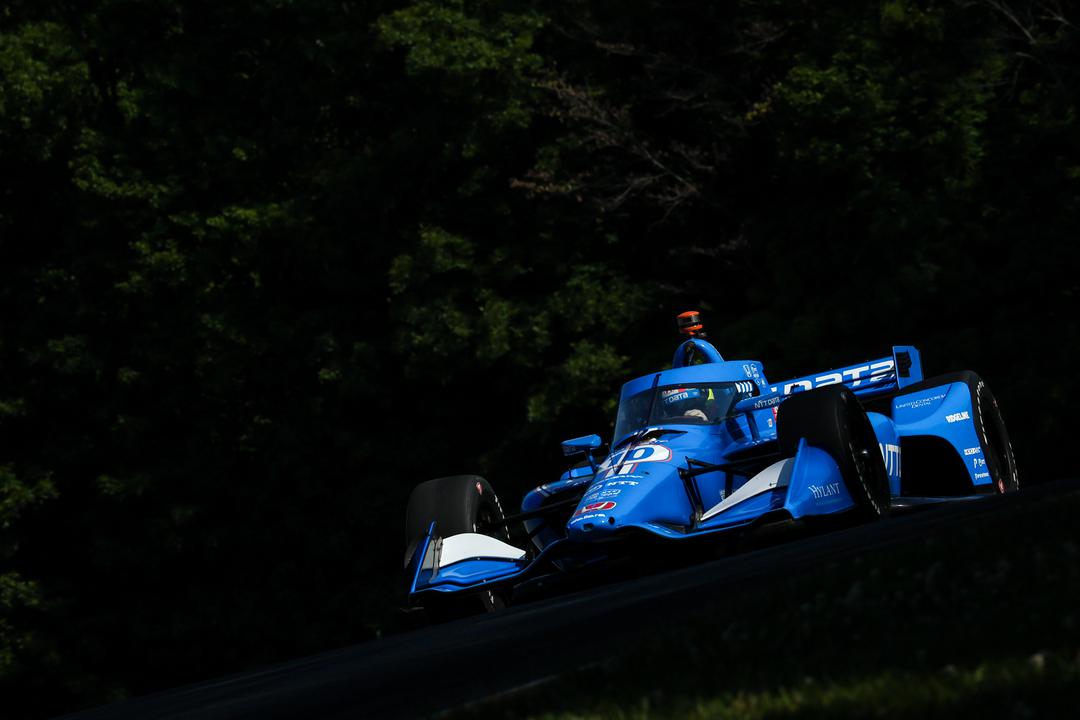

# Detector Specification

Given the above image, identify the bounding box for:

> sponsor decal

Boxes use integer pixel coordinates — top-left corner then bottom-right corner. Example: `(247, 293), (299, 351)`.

(605, 479), (641, 486)
(625, 445), (673, 463)
(808, 482), (842, 500)
(734, 381), (754, 394)
(568, 513), (605, 525)
(584, 486), (622, 500)
(974, 472), (991, 480)
(772, 359), (895, 395)
(751, 395), (783, 410)
(662, 390), (691, 405)
(894, 392), (947, 410)
(945, 411), (971, 423)
(613, 463), (638, 476)
(596, 444), (672, 480)
(973, 457), (986, 469)
(815, 372), (843, 387)
(963, 447), (982, 456)
(779, 379), (813, 394)
(575, 501), (616, 516)
(879, 443), (901, 476)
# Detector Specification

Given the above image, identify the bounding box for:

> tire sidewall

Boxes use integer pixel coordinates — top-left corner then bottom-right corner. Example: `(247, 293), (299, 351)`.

(892, 371), (1019, 495)
(778, 385), (890, 520)
(970, 378), (1019, 494)
(404, 475), (509, 567)
(838, 390), (891, 518)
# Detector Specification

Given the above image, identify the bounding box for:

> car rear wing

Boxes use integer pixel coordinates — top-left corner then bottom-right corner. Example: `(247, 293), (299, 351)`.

(735, 346), (923, 414)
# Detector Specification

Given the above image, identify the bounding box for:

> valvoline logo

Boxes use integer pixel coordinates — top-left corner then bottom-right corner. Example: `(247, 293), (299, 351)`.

(575, 501), (616, 515)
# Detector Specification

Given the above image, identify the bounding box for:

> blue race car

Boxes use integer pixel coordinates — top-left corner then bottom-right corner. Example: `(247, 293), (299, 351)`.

(403, 312), (1019, 614)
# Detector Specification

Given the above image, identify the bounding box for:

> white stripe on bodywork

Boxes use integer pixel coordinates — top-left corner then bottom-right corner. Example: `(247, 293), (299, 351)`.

(438, 533), (526, 568)
(700, 458), (794, 521)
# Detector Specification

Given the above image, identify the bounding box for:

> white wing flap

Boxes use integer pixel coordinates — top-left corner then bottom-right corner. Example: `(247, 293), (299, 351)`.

(438, 533), (526, 568)
(700, 457), (794, 521)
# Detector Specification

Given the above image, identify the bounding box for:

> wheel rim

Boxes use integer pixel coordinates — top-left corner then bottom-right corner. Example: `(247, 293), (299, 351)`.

(475, 505), (507, 540)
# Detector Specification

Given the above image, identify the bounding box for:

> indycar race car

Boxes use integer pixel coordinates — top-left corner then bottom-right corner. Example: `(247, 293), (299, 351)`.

(404, 312), (1019, 614)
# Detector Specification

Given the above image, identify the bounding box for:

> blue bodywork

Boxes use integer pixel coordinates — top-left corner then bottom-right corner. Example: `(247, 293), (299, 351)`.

(407, 338), (995, 604)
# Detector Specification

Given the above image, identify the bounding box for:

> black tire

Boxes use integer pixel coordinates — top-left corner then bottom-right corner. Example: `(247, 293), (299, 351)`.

(778, 385), (891, 520)
(895, 372), (1019, 494)
(403, 475), (510, 615)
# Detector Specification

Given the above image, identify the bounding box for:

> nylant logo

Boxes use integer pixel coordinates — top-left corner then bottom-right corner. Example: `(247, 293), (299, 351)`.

(808, 483), (841, 500)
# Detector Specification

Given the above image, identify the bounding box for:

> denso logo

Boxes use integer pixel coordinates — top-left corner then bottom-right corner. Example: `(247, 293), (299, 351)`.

(946, 411), (971, 423)
(774, 360), (894, 395)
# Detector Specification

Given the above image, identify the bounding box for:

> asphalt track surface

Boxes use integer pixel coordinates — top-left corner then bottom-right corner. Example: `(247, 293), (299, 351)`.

(62, 478), (1080, 720)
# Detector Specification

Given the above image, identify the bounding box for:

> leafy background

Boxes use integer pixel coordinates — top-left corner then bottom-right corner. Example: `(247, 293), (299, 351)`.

(0, 1), (1076, 716)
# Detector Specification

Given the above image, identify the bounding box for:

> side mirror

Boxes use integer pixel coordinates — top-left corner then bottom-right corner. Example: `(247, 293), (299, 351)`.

(561, 434), (605, 473)
(561, 434), (603, 457)
(561, 436), (604, 474)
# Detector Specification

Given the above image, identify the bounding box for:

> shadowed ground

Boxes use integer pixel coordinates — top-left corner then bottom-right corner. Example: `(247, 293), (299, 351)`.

(62, 479), (1079, 719)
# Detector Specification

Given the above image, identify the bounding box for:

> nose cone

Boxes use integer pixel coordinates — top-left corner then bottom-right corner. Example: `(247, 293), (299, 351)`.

(566, 499), (621, 537)
(566, 459), (694, 538)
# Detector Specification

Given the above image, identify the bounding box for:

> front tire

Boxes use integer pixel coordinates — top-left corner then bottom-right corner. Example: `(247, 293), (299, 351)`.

(777, 385), (891, 520)
(404, 475), (510, 616)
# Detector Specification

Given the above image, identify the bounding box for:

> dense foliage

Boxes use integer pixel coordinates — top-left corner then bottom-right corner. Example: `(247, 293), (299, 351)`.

(0, 1), (1076, 715)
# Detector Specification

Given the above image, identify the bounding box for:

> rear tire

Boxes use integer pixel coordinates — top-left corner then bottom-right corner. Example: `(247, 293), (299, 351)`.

(895, 372), (1019, 494)
(778, 385), (891, 520)
(404, 475), (510, 616)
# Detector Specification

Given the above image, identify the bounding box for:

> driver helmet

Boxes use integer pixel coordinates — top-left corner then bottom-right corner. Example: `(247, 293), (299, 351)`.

(660, 387), (713, 420)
